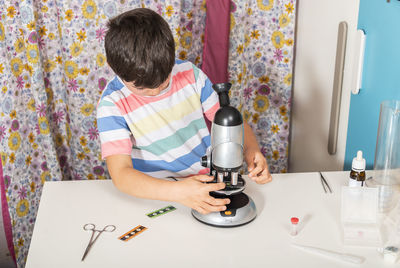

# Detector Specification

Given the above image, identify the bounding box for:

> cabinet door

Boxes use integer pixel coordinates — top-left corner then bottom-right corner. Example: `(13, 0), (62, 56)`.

(289, 0), (360, 172)
(344, 0), (400, 170)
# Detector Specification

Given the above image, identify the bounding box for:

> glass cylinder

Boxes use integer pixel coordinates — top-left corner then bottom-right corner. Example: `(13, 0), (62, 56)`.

(369, 100), (400, 213)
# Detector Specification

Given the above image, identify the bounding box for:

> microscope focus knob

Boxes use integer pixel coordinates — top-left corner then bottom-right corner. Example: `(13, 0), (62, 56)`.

(201, 155), (210, 168)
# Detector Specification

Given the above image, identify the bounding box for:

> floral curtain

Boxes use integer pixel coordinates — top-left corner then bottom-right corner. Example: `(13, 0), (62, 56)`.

(0, 0), (206, 266)
(228, 0), (296, 173)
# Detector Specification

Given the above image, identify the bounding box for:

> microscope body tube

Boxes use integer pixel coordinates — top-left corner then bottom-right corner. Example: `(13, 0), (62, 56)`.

(211, 124), (243, 171)
(201, 83), (244, 186)
(210, 116), (243, 186)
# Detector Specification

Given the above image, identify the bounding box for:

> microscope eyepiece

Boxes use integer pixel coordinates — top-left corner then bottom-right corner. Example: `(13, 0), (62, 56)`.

(212, 83), (232, 107)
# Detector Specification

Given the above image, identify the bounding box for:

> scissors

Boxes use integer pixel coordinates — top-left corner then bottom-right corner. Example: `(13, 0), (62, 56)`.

(82, 223), (116, 261)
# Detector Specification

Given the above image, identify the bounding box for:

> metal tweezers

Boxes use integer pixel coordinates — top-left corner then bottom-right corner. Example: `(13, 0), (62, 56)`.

(319, 172), (332, 193)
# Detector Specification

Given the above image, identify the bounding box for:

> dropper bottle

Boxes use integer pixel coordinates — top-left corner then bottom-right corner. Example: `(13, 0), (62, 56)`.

(349, 150), (366, 187)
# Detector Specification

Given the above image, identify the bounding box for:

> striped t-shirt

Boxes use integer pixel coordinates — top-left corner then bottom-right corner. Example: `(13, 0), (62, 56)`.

(97, 60), (220, 178)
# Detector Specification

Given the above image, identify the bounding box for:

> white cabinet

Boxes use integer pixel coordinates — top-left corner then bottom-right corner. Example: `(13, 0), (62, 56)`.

(289, 0), (360, 172)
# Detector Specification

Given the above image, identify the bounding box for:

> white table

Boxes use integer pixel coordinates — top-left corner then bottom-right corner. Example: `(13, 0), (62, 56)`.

(26, 172), (396, 267)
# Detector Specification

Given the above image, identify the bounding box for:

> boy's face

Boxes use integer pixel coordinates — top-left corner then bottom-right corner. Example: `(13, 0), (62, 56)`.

(123, 74), (171, 97)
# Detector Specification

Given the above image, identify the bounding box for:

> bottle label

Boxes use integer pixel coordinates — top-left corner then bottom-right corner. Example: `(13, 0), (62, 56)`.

(349, 178), (364, 187)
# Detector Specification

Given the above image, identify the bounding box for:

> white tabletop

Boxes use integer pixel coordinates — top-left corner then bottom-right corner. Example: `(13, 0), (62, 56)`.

(26, 171), (396, 267)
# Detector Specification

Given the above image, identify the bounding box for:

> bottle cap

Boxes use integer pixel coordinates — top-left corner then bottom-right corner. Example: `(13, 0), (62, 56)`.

(352, 150), (366, 171)
(291, 217), (299, 224)
(383, 246), (399, 263)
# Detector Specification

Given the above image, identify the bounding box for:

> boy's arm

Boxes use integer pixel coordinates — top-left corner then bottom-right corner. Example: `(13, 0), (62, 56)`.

(243, 122), (272, 184)
(106, 154), (230, 214)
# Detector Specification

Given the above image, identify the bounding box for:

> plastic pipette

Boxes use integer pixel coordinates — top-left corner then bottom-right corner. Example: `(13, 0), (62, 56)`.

(292, 244), (365, 264)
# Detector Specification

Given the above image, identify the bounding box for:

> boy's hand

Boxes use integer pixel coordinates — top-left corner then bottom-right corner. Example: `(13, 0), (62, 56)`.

(175, 175), (230, 215)
(245, 150), (272, 184)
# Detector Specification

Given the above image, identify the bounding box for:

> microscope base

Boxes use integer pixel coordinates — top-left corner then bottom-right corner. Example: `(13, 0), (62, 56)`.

(191, 193), (257, 227)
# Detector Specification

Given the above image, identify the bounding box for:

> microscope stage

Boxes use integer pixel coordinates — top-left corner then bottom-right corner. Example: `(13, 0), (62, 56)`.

(191, 193), (257, 227)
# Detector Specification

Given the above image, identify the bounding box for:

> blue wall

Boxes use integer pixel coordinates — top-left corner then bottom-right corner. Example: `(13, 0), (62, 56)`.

(344, 0), (400, 170)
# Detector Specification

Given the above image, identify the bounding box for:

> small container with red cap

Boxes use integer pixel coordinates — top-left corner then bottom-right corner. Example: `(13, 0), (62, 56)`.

(291, 217), (299, 236)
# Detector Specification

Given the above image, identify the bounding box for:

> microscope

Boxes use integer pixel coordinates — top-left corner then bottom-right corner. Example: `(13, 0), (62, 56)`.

(191, 83), (257, 227)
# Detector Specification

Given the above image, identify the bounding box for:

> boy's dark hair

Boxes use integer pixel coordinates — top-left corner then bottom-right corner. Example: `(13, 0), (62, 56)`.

(105, 8), (175, 89)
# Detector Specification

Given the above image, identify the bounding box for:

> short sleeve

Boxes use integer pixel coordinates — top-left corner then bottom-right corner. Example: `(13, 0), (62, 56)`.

(192, 64), (220, 122)
(97, 97), (133, 159)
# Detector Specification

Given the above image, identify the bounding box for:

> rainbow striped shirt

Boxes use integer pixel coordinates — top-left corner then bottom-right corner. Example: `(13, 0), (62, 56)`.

(97, 60), (219, 178)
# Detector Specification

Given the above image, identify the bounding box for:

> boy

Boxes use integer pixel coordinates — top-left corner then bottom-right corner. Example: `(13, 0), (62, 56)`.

(97, 8), (272, 215)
